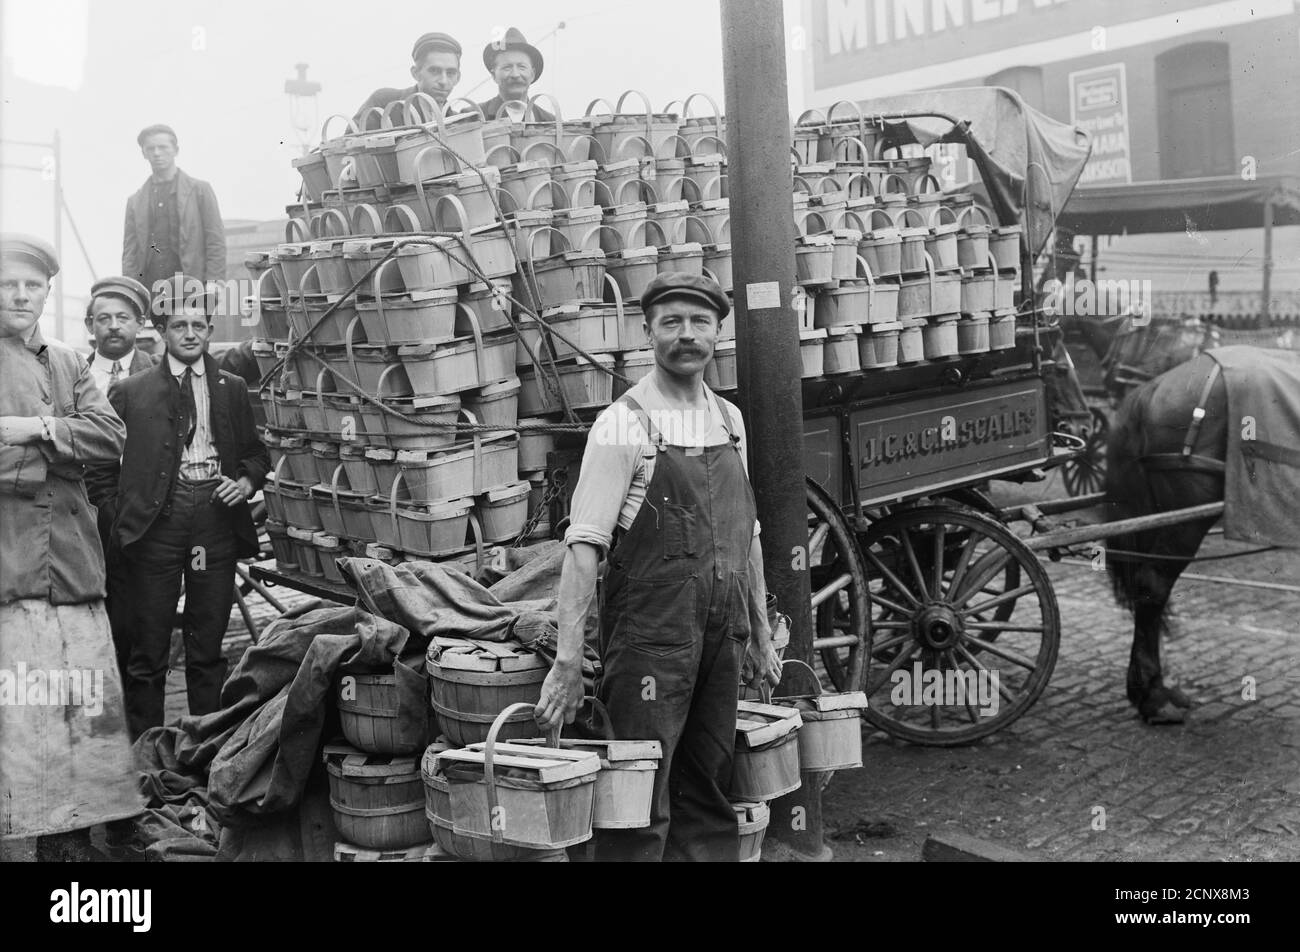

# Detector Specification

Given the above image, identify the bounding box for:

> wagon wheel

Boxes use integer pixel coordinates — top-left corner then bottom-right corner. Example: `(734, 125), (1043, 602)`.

(857, 506), (1059, 746)
(1061, 406), (1109, 497)
(806, 478), (870, 695)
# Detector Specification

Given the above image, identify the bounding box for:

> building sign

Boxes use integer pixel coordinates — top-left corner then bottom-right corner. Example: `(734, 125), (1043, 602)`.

(1068, 63), (1133, 184)
(806, 0), (1220, 92)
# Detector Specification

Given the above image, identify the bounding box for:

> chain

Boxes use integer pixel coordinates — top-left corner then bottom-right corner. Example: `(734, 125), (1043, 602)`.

(511, 476), (565, 548)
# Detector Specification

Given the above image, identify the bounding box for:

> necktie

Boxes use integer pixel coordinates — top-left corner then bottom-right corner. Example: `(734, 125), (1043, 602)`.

(179, 368), (197, 447)
(109, 360), (123, 387)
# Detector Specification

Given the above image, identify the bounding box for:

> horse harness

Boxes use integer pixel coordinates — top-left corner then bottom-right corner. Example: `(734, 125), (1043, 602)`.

(1139, 360), (1226, 478)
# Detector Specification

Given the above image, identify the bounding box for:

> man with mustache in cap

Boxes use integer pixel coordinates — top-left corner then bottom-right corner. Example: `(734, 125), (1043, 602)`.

(535, 272), (782, 861)
(85, 275), (157, 396)
(354, 32), (463, 126)
(0, 234), (141, 862)
(83, 275), (158, 676)
(478, 27), (555, 123)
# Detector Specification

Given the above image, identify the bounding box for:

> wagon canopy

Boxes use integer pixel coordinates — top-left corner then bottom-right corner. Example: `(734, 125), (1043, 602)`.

(1056, 174), (1300, 235)
(850, 86), (1092, 260)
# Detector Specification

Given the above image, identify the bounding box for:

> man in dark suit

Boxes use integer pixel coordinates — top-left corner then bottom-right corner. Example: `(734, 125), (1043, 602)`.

(89, 280), (269, 738)
(122, 124), (226, 292)
(83, 275), (159, 675)
(477, 27), (555, 122)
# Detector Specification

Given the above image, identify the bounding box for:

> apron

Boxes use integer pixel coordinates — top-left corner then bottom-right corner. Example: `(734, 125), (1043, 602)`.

(0, 599), (144, 839)
(594, 392), (757, 862)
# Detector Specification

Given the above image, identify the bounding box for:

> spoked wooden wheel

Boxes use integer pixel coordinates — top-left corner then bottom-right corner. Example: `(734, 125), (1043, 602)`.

(858, 506), (1060, 746)
(807, 479), (870, 695)
(1061, 406), (1109, 497)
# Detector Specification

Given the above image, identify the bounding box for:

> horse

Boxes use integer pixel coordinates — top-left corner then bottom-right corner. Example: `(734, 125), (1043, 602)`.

(1104, 350), (1231, 724)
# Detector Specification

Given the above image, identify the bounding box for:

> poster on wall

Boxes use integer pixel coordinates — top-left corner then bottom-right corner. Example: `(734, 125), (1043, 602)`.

(1068, 63), (1134, 185)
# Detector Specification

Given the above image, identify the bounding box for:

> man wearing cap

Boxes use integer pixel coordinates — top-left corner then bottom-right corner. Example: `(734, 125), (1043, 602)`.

(478, 27), (555, 123)
(90, 277), (269, 738)
(122, 124), (227, 294)
(0, 234), (142, 861)
(82, 276), (158, 675)
(85, 275), (157, 395)
(535, 272), (782, 862)
(353, 32), (463, 125)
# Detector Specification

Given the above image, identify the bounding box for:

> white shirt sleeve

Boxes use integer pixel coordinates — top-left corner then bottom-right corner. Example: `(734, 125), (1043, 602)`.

(563, 402), (647, 554)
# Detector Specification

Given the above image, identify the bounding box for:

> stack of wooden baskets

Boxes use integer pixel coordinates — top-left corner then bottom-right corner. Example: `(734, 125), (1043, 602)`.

(258, 91), (1026, 590)
(324, 668), (435, 859)
(730, 659), (868, 861)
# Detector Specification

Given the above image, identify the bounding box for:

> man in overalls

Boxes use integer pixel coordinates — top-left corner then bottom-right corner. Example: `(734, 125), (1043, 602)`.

(536, 272), (782, 861)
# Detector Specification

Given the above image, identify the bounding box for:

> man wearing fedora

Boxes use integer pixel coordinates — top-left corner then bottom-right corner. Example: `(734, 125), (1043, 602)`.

(0, 234), (142, 861)
(90, 277), (269, 739)
(353, 32), (464, 125)
(83, 275), (159, 674)
(478, 27), (554, 123)
(122, 124), (226, 295)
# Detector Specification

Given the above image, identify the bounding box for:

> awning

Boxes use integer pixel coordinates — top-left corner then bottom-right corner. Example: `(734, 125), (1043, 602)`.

(1057, 174), (1300, 235)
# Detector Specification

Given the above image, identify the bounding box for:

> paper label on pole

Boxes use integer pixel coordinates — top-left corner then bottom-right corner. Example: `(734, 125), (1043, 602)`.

(745, 282), (781, 310)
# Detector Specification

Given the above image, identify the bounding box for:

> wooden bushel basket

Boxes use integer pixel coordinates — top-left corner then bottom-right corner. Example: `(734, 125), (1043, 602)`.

(731, 699), (802, 801)
(323, 743), (428, 850)
(734, 800), (770, 862)
(336, 671), (428, 755)
(427, 638), (547, 746)
(441, 702), (600, 850)
(420, 742), (536, 861)
(770, 660), (868, 772)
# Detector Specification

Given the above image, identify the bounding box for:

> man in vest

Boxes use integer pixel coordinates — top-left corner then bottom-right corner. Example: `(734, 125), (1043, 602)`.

(536, 272), (782, 861)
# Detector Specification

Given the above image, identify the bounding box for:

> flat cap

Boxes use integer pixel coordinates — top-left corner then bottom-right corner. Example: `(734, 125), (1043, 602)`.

(90, 275), (150, 320)
(412, 32), (462, 61)
(0, 233), (59, 278)
(640, 271), (730, 319)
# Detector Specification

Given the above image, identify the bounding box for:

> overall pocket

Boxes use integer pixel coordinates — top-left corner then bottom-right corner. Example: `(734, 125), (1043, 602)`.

(619, 572), (700, 657)
(662, 503), (697, 559)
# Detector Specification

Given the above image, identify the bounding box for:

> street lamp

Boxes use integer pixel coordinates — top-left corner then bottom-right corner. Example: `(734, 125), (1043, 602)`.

(285, 63), (322, 156)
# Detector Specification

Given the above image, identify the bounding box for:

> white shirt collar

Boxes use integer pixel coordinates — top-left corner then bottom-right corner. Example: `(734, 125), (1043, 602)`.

(167, 353), (205, 376)
(93, 348), (135, 372)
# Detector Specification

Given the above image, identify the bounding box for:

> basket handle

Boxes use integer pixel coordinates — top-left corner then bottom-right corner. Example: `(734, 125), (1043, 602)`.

(825, 99), (864, 128)
(317, 207), (351, 238)
(371, 258), (399, 327)
(285, 218), (311, 242)
(682, 214), (715, 246)
(483, 701), (558, 844)
(681, 91), (723, 124)
(794, 106), (828, 127)
(355, 105), (386, 133)
(613, 133), (655, 162)
(582, 96), (617, 118)
(914, 172), (942, 196)
(988, 250), (1000, 299)
(329, 464), (348, 515)
(770, 658), (824, 702)
(350, 203), (383, 236)
(447, 98), (487, 121)
(842, 172), (873, 200)
(374, 362), (407, 398)
(659, 133), (691, 160)
(485, 142), (522, 166)
(690, 134), (727, 158)
(434, 192), (471, 236)
(271, 454), (289, 488)
(603, 272), (625, 321)
(405, 92), (447, 133)
(318, 114), (360, 142)
(412, 142), (460, 183)
(832, 135), (872, 163)
(468, 509), (485, 573)
(525, 224), (572, 266)
(581, 222), (625, 254)
(583, 696), (616, 740)
(388, 470), (404, 540)
(835, 209), (867, 232)
(520, 138), (567, 165)
(959, 204), (992, 228)
(383, 203), (423, 234)
(881, 173), (909, 196)
(929, 204), (958, 228)
(460, 407), (485, 490)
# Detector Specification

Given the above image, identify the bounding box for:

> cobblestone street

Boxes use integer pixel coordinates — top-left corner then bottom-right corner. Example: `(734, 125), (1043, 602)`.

(822, 476), (1300, 862)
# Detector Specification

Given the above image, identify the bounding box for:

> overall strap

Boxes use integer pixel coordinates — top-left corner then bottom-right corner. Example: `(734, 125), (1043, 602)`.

(708, 387), (742, 448)
(620, 395), (666, 451)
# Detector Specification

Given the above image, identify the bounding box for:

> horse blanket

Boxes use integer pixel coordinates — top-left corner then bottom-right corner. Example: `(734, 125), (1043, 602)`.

(1209, 345), (1300, 546)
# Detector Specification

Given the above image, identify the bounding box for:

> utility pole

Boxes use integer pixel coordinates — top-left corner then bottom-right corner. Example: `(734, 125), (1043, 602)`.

(52, 130), (64, 342)
(721, 0), (829, 861)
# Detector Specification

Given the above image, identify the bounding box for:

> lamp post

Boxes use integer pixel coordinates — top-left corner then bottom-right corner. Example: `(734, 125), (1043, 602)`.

(285, 63), (322, 156)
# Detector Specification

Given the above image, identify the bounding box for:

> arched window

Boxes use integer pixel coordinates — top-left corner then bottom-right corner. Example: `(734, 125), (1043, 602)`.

(985, 66), (1045, 113)
(1156, 42), (1235, 178)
